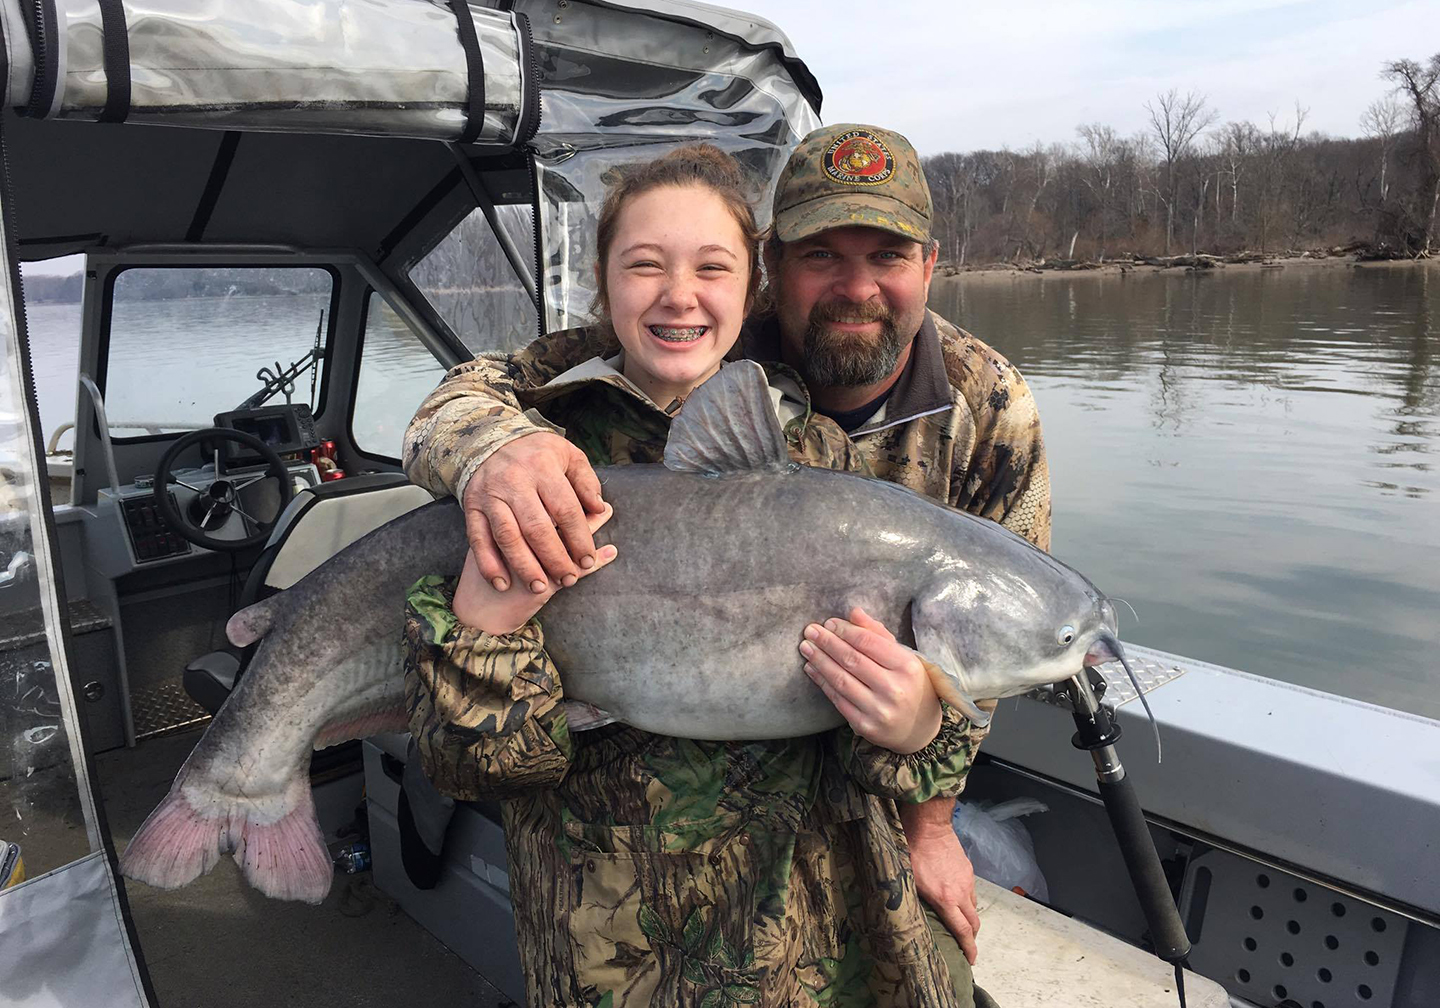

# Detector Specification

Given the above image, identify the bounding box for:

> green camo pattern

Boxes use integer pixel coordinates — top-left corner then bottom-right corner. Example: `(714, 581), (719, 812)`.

(403, 358), (985, 1006)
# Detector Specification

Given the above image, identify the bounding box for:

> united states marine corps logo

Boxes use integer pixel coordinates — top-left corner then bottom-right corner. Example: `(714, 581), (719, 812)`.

(823, 130), (894, 186)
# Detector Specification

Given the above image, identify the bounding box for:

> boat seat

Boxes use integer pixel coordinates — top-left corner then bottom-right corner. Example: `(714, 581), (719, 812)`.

(183, 472), (435, 713)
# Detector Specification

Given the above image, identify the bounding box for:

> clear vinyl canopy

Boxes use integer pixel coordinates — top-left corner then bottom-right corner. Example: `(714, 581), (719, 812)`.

(522, 0), (821, 330)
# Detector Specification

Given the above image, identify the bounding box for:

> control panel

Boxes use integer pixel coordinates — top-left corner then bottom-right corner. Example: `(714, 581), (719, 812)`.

(121, 493), (192, 562)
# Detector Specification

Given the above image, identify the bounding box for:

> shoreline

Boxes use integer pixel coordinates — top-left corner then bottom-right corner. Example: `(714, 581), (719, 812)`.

(938, 254), (1437, 284)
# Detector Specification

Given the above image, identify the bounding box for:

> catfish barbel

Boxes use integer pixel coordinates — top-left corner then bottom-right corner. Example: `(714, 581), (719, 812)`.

(122, 361), (1138, 904)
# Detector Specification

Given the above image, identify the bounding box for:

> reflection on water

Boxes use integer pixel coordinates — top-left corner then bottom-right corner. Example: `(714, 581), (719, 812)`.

(931, 264), (1440, 719)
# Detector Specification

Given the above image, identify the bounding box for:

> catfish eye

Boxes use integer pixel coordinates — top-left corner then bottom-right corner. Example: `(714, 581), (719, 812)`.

(1057, 625), (1076, 646)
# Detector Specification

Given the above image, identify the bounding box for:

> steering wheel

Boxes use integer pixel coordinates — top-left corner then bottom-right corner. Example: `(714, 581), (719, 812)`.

(153, 428), (296, 552)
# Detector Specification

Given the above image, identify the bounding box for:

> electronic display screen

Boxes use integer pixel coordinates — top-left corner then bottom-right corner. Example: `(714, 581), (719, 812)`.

(230, 414), (293, 447)
(213, 404), (318, 469)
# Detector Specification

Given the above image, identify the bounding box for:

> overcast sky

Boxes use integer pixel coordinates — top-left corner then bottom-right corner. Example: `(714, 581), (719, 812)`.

(20, 0), (1439, 277)
(747, 0), (1440, 156)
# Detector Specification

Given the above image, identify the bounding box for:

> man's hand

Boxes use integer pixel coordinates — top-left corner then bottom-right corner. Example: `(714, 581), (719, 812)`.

(900, 798), (981, 965)
(799, 607), (942, 754)
(453, 504), (618, 635)
(463, 432), (607, 594)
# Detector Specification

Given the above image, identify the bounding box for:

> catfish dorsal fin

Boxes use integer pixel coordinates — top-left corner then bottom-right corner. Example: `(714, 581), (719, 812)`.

(663, 360), (793, 476)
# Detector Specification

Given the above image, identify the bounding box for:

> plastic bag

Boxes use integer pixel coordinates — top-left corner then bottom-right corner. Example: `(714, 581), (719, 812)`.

(951, 798), (1050, 901)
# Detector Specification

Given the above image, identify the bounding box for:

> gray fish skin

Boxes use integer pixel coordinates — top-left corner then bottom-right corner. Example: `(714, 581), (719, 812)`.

(121, 461), (1113, 903)
(544, 464), (1115, 738)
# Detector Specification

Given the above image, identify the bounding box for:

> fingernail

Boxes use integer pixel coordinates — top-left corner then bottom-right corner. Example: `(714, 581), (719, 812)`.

(530, 579), (547, 594)
(804, 663), (816, 677)
(492, 578), (508, 592)
(799, 641), (814, 657)
(561, 574), (577, 588)
(825, 619), (839, 632)
(804, 625), (820, 640)
(579, 555), (595, 569)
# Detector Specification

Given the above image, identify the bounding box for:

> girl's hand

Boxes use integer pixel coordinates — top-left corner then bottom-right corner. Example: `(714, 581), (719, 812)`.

(800, 606), (942, 754)
(453, 503), (618, 635)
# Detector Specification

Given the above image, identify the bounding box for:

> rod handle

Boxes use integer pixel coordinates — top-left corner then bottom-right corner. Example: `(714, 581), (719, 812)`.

(1097, 776), (1192, 963)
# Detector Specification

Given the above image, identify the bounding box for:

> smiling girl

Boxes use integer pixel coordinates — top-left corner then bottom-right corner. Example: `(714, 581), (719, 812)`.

(403, 146), (976, 1007)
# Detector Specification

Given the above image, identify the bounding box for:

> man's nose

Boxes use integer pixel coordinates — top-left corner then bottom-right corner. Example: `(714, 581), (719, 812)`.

(830, 261), (881, 304)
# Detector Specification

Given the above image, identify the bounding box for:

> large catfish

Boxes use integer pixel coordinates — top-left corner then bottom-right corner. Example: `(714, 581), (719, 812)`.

(122, 361), (1136, 904)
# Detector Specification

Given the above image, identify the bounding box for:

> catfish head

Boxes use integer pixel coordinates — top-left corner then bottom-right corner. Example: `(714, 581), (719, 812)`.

(909, 541), (1120, 723)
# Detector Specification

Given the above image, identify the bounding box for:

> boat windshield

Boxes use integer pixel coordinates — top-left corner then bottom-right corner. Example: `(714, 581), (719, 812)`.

(103, 266), (334, 439)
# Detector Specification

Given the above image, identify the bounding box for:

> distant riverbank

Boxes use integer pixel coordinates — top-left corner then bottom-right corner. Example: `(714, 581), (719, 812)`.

(940, 252), (1437, 284)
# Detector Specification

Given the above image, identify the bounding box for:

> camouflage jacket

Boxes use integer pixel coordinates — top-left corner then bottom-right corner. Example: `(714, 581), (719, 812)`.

(404, 312), (1050, 551)
(404, 358), (984, 1007)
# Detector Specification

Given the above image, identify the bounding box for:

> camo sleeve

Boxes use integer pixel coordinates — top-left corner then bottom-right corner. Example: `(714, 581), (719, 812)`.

(401, 326), (617, 499)
(837, 703), (987, 802)
(935, 314), (1053, 552)
(403, 575), (573, 800)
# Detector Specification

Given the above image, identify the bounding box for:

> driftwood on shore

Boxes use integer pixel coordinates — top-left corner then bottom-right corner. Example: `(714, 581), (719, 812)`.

(937, 241), (1419, 277)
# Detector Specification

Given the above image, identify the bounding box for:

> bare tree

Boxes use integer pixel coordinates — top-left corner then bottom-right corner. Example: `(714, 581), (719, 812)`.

(1361, 97), (1406, 202)
(1145, 90), (1219, 253)
(1253, 104), (1309, 250)
(1078, 123), (1124, 260)
(1381, 55), (1440, 254)
(1217, 121), (1258, 227)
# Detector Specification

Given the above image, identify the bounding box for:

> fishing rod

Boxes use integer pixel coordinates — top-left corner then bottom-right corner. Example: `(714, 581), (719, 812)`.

(1063, 665), (1193, 1008)
(234, 310), (327, 412)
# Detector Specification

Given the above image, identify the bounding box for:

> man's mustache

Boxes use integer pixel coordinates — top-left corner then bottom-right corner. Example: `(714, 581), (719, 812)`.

(809, 301), (894, 326)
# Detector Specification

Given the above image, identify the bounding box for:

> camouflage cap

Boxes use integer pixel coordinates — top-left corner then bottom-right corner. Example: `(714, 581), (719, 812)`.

(772, 124), (932, 244)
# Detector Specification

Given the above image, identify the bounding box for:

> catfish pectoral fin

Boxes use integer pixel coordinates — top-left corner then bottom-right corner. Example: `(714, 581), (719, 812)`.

(561, 700), (618, 732)
(227, 596), (279, 647)
(904, 645), (992, 728)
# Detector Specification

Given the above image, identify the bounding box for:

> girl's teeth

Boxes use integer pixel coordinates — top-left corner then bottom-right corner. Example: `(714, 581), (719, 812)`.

(649, 325), (707, 342)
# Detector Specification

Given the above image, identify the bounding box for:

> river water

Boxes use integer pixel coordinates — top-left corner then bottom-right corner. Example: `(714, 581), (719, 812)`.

(930, 263), (1440, 720)
(20, 263), (1440, 719)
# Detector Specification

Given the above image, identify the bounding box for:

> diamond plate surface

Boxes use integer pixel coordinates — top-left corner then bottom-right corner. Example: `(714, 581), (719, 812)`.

(131, 678), (211, 740)
(1027, 651), (1187, 710)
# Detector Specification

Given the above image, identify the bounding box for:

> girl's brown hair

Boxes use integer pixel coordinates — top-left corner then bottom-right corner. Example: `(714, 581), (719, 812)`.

(591, 143), (764, 320)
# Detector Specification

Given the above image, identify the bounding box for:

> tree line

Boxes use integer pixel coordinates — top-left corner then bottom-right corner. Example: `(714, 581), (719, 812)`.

(21, 266), (333, 304)
(922, 54), (1440, 266)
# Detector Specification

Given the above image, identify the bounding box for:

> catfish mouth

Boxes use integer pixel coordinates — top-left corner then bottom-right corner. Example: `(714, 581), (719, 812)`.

(1080, 630), (1165, 763)
(1083, 635), (1122, 668)
(648, 324), (708, 343)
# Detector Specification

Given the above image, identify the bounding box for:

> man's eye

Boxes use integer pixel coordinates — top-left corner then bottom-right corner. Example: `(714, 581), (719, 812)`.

(803, 249), (835, 260)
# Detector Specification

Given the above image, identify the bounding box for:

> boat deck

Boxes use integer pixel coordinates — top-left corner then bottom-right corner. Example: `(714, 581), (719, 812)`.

(96, 730), (510, 1008)
(97, 729), (1229, 1008)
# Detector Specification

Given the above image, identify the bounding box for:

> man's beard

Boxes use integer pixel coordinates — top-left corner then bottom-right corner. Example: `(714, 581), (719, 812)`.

(802, 302), (909, 388)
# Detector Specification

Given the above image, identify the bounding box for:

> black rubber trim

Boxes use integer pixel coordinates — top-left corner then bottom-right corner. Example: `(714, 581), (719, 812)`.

(96, 0), (131, 123)
(17, 230), (105, 247)
(374, 166), (462, 265)
(23, 0), (60, 118)
(512, 11), (541, 146)
(448, 0), (486, 144)
(185, 132), (243, 242)
(527, 151), (546, 339)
